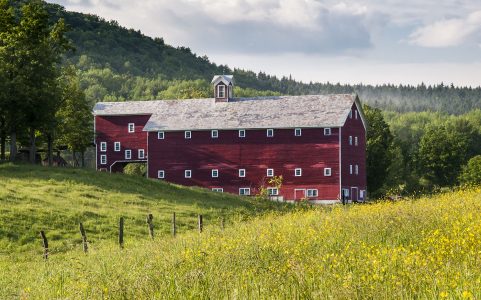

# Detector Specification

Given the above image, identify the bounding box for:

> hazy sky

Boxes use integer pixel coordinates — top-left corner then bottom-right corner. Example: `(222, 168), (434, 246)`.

(49, 0), (481, 86)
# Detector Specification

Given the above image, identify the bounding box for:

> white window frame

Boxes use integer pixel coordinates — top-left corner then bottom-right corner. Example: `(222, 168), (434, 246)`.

(350, 164), (353, 175)
(355, 164), (359, 175)
(324, 168), (332, 176)
(211, 130), (218, 138)
(128, 123), (135, 133)
(267, 187), (279, 196)
(239, 129), (246, 138)
(342, 188), (350, 197)
(324, 128), (331, 136)
(138, 149), (145, 159)
(212, 169), (219, 178)
(212, 188), (223, 193)
(185, 131), (191, 139)
(218, 85), (226, 98)
(267, 168), (274, 177)
(349, 110), (353, 119)
(125, 150), (132, 160)
(295, 128), (302, 136)
(185, 170), (192, 178)
(100, 142), (107, 152)
(239, 188), (251, 196)
(355, 110), (358, 119)
(239, 169), (246, 178)
(349, 136), (353, 145)
(158, 131), (164, 139)
(307, 189), (318, 197)
(158, 170), (165, 179)
(100, 155), (107, 165)
(355, 136), (358, 146)
(360, 190), (365, 199)
(114, 142), (121, 152)
(295, 168), (302, 177)
(266, 129), (274, 137)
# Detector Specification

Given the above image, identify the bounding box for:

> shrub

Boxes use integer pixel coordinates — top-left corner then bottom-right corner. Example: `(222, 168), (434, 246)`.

(123, 163), (147, 177)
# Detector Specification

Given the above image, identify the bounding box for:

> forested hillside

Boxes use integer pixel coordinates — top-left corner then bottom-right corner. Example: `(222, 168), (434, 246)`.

(44, 2), (481, 114)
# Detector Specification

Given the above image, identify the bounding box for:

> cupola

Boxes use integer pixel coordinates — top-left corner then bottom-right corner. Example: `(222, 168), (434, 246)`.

(211, 75), (234, 102)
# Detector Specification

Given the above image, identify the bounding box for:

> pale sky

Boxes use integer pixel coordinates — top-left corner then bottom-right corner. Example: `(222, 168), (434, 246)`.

(49, 0), (481, 86)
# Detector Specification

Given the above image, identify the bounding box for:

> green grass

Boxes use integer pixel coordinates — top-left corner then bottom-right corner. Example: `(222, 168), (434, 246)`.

(0, 163), (289, 254)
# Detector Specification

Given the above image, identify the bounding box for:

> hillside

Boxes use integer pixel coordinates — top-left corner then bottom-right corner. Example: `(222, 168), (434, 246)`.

(39, 2), (481, 114)
(0, 163), (289, 254)
(1, 187), (480, 298)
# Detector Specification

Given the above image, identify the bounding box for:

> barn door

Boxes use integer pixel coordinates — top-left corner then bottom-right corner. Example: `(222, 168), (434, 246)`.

(351, 187), (358, 202)
(294, 189), (306, 200)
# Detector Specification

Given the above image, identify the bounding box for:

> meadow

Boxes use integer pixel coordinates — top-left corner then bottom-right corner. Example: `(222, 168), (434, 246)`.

(0, 167), (480, 299)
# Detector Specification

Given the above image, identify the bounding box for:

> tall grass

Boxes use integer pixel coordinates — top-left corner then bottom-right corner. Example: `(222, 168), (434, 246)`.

(1, 187), (480, 299)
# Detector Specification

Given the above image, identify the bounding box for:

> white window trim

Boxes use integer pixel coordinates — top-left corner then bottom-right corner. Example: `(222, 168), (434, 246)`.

(125, 150), (132, 160)
(185, 170), (192, 178)
(324, 168), (332, 176)
(267, 168), (274, 177)
(267, 187), (279, 196)
(158, 170), (165, 179)
(211, 130), (218, 138)
(295, 168), (302, 177)
(355, 164), (359, 175)
(239, 129), (246, 138)
(114, 142), (121, 152)
(239, 169), (246, 178)
(158, 131), (165, 139)
(185, 131), (191, 139)
(342, 188), (350, 197)
(360, 190), (365, 199)
(349, 110), (353, 119)
(307, 189), (318, 197)
(355, 136), (358, 146)
(239, 188), (251, 196)
(138, 149), (145, 159)
(349, 136), (353, 145)
(267, 129), (274, 137)
(355, 110), (358, 119)
(295, 128), (302, 136)
(128, 123), (135, 133)
(324, 128), (331, 136)
(212, 169), (219, 178)
(212, 188), (223, 192)
(100, 142), (107, 152)
(350, 164), (353, 175)
(100, 155), (107, 165)
(218, 85), (226, 98)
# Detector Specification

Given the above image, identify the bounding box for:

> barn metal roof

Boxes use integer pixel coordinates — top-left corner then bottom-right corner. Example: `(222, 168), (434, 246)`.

(93, 94), (365, 131)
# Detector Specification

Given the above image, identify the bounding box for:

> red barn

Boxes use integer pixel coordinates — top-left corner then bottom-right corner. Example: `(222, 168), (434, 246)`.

(93, 75), (367, 203)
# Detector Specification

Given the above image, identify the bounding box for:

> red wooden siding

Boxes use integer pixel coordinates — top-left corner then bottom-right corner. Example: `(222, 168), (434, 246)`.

(148, 128), (341, 201)
(95, 115), (150, 172)
(341, 103), (367, 201)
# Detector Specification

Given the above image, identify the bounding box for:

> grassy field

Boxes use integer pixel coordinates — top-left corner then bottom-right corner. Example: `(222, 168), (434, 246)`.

(1, 180), (480, 298)
(0, 163), (290, 254)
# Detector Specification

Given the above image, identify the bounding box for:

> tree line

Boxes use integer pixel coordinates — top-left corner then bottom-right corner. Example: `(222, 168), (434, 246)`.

(0, 0), (91, 165)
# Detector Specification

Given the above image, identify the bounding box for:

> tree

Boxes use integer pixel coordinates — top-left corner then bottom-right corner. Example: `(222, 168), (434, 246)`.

(459, 155), (481, 185)
(363, 104), (394, 196)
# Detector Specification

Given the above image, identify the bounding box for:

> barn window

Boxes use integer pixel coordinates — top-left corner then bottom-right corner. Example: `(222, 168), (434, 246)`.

(100, 142), (107, 152)
(324, 168), (332, 176)
(128, 123), (135, 133)
(360, 190), (365, 199)
(267, 187), (279, 196)
(218, 85), (226, 98)
(100, 155), (107, 165)
(267, 168), (274, 177)
(307, 189), (318, 197)
(138, 149), (145, 159)
(125, 150), (132, 160)
(239, 188), (250, 196)
(295, 168), (302, 177)
(239, 169), (246, 177)
(349, 136), (353, 145)
(211, 130), (218, 138)
(349, 110), (353, 119)
(239, 129), (246, 138)
(158, 170), (165, 179)
(324, 128), (331, 136)
(350, 164), (353, 175)
(267, 129), (274, 137)
(355, 164), (359, 175)
(355, 136), (358, 146)
(114, 142), (121, 152)
(158, 131), (164, 139)
(185, 131), (191, 139)
(185, 170), (192, 178)
(355, 110), (358, 119)
(295, 128), (302, 136)
(212, 188), (223, 192)
(342, 188), (350, 198)
(212, 169), (219, 178)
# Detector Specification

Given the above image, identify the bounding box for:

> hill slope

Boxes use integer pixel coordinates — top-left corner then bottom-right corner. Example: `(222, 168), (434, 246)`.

(1, 187), (481, 298)
(0, 163), (288, 253)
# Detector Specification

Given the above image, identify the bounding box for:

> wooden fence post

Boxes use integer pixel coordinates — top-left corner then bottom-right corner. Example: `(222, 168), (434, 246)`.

(40, 231), (48, 260)
(79, 223), (88, 253)
(198, 214), (203, 233)
(146, 214), (154, 240)
(119, 217), (124, 249)
(172, 212), (176, 237)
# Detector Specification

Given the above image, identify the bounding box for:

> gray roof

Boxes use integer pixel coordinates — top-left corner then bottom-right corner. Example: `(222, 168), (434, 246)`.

(93, 94), (365, 132)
